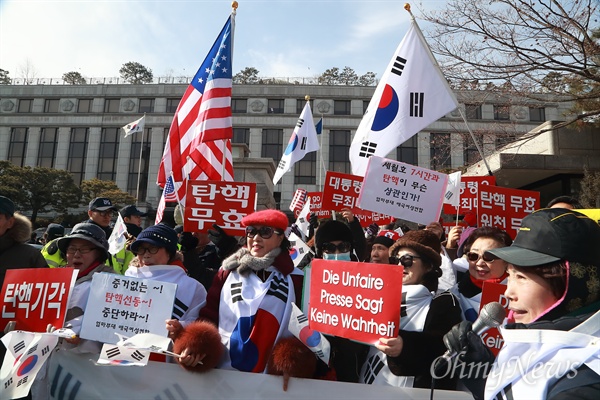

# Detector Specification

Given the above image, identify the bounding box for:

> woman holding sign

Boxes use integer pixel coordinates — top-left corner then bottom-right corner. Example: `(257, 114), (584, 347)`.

(360, 229), (462, 389)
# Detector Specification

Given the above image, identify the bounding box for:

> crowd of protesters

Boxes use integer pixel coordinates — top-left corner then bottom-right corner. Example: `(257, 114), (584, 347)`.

(0, 193), (599, 399)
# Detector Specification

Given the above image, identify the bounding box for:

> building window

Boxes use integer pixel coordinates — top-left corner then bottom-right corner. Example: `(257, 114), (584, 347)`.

(334, 100), (351, 115)
(493, 105), (510, 120)
(465, 104), (482, 119)
(267, 99), (284, 114)
(127, 128), (151, 200)
(232, 98), (247, 114)
(104, 98), (120, 113)
(67, 128), (89, 186)
(296, 99), (313, 115)
(294, 152), (316, 185)
(396, 135), (418, 165)
(37, 128), (58, 168)
(329, 130), (351, 173)
(166, 98), (180, 113)
(233, 128), (250, 145)
(17, 99), (33, 113)
(363, 100), (369, 114)
(495, 132), (519, 149)
(463, 133), (484, 165)
(162, 128), (170, 154)
(98, 128), (120, 181)
(430, 132), (451, 170)
(529, 107), (546, 122)
(44, 99), (60, 113)
(138, 98), (155, 113)
(261, 129), (283, 162)
(8, 128), (28, 167)
(78, 99), (93, 113)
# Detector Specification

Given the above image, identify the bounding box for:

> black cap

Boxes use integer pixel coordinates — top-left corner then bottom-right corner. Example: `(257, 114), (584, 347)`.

(45, 223), (65, 238)
(120, 205), (147, 218)
(0, 196), (15, 217)
(487, 208), (600, 266)
(88, 197), (117, 211)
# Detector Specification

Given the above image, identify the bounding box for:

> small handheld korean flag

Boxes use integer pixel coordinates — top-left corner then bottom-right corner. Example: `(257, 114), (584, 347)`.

(273, 102), (319, 185)
(122, 115), (145, 138)
(108, 213), (128, 255)
(443, 171), (461, 207)
(288, 303), (330, 365)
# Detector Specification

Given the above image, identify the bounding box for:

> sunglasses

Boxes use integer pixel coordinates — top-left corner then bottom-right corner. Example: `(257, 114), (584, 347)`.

(466, 251), (497, 263)
(398, 254), (421, 268)
(321, 242), (352, 254)
(245, 226), (282, 239)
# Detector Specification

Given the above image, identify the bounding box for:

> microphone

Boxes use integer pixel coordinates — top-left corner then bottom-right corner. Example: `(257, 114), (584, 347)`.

(440, 301), (506, 363)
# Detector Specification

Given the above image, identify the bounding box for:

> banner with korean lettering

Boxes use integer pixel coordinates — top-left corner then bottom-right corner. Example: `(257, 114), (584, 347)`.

(309, 259), (403, 344)
(184, 180), (257, 235)
(478, 185), (539, 238)
(357, 156), (448, 226)
(308, 191), (331, 219)
(1, 268), (77, 332)
(480, 282), (509, 356)
(442, 176), (496, 215)
(80, 273), (176, 344)
(321, 171), (394, 227)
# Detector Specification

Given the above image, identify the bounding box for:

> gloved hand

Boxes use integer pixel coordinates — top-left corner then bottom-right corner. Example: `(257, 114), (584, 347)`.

(443, 321), (494, 365)
(178, 232), (199, 252)
(365, 223), (379, 239)
(290, 224), (304, 239)
(208, 224), (239, 258)
(309, 213), (319, 230)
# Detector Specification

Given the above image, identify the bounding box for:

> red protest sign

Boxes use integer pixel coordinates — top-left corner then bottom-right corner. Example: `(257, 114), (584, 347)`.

(184, 181), (257, 235)
(321, 171), (394, 227)
(478, 185), (540, 239)
(1, 268), (77, 332)
(480, 282), (509, 356)
(308, 259), (403, 344)
(308, 191), (331, 219)
(443, 176), (496, 215)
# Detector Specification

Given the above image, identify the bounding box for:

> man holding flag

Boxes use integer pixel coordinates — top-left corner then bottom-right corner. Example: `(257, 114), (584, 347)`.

(349, 11), (458, 176)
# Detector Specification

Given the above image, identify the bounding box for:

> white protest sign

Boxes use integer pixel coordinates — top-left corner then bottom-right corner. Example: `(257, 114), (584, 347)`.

(80, 273), (177, 344)
(357, 156), (448, 225)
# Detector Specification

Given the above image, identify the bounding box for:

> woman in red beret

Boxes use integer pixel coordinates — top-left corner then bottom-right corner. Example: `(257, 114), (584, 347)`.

(171, 209), (313, 388)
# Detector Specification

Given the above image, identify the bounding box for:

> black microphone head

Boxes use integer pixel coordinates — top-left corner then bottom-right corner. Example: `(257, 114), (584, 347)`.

(472, 302), (507, 334)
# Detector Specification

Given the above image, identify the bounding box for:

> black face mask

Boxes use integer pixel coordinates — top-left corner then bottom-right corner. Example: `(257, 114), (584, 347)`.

(178, 232), (198, 251)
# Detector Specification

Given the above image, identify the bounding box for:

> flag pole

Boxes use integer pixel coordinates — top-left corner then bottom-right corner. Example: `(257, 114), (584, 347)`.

(135, 113), (146, 205)
(221, 2), (238, 180)
(319, 113), (325, 191)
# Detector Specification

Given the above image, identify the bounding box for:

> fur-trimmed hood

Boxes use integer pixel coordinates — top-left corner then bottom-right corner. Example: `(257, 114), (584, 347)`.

(2, 213), (32, 244)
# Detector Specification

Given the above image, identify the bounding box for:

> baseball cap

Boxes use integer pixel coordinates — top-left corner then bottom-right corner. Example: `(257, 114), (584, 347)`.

(120, 205), (148, 218)
(45, 223), (65, 238)
(0, 196), (15, 217)
(88, 197), (118, 212)
(487, 208), (600, 267)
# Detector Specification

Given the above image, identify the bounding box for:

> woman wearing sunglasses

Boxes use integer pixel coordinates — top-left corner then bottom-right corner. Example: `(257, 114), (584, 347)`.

(359, 229), (461, 389)
(172, 210), (313, 387)
(126, 224), (207, 345)
(451, 226), (512, 322)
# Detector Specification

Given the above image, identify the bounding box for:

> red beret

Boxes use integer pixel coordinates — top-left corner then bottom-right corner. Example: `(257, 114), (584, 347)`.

(242, 209), (289, 232)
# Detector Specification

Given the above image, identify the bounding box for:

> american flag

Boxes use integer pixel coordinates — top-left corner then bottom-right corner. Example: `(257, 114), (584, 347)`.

(157, 14), (235, 202)
(155, 176), (178, 224)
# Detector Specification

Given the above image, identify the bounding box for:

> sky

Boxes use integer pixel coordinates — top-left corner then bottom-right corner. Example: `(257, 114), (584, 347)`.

(0, 0), (448, 82)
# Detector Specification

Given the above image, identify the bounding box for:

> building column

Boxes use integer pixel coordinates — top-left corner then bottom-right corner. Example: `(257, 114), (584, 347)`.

(25, 127), (41, 167)
(54, 128), (71, 171)
(85, 127), (101, 181)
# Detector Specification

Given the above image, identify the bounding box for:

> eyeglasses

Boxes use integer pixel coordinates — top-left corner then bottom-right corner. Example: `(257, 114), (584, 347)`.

(245, 226), (282, 239)
(466, 251), (497, 263)
(134, 246), (161, 255)
(66, 247), (96, 255)
(93, 210), (114, 217)
(321, 242), (352, 254)
(398, 254), (421, 268)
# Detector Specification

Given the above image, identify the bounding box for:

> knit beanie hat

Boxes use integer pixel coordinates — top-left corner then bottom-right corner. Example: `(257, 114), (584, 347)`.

(131, 224), (178, 255)
(373, 230), (401, 249)
(389, 229), (442, 268)
(242, 209), (289, 232)
(315, 220), (353, 256)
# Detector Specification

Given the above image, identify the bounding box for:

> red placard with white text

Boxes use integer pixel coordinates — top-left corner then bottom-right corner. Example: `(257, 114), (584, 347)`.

(308, 259), (403, 344)
(480, 282), (509, 356)
(321, 171), (394, 227)
(184, 180), (256, 235)
(443, 176), (496, 215)
(1, 268), (77, 332)
(478, 185), (540, 239)
(308, 191), (331, 219)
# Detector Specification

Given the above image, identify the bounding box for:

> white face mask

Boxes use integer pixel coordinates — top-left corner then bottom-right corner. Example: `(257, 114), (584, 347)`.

(323, 252), (351, 261)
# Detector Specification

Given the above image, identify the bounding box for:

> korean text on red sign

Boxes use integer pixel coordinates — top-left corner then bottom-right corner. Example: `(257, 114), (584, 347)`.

(443, 176), (496, 215)
(184, 180), (257, 235)
(478, 185), (540, 238)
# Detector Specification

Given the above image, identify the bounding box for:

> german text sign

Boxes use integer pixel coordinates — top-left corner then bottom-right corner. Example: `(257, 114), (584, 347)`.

(480, 282), (509, 356)
(357, 156), (448, 225)
(1, 268), (77, 332)
(80, 273), (176, 344)
(184, 180), (257, 235)
(309, 259), (403, 344)
(478, 185), (540, 238)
